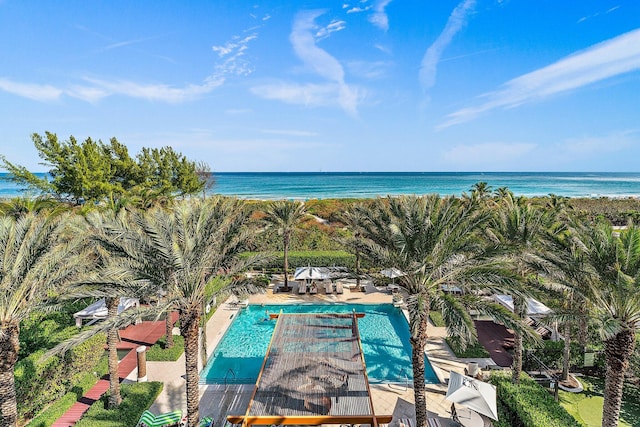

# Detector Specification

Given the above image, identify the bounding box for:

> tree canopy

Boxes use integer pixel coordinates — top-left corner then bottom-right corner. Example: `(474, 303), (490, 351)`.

(0, 132), (206, 204)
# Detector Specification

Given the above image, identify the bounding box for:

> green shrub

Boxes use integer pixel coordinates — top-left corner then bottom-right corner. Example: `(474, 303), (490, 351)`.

(26, 356), (109, 427)
(15, 332), (106, 421)
(243, 250), (358, 270)
(146, 335), (185, 361)
(489, 372), (580, 427)
(74, 382), (163, 427)
(445, 338), (490, 358)
(429, 311), (446, 327)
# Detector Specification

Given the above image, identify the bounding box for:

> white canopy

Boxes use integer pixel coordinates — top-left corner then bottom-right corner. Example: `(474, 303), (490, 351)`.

(446, 371), (498, 421)
(74, 298), (139, 327)
(293, 266), (329, 281)
(494, 294), (552, 316)
(380, 268), (405, 279)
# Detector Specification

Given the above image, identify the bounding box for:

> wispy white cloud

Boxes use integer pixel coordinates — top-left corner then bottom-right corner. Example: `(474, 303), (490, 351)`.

(262, 14), (271, 21)
(0, 78), (62, 101)
(260, 129), (318, 137)
(82, 76), (224, 103)
(441, 142), (537, 167)
(419, 0), (476, 91)
(212, 33), (258, 77)
(439, 28), (640, 129)
(577, 4), (620, 24)
(225, 108), (253, 115)
(103, 36), (156, 51)
(368, 0), (393, 31)
(252, 10), (362, 115)
(66, 85), (110, 103)
(315, 20), (347, 41)
(347, 60), (391, 79)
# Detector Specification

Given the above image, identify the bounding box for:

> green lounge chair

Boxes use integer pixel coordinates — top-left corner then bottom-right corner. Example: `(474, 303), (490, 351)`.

(199, 416), (214, 427)
(137, 409), (183, 427)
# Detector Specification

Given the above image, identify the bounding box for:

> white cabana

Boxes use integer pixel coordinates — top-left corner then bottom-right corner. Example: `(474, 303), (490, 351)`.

(74, 298), (139, 327)
(494, 294), (552, 317)
(446, 371), (498, 421)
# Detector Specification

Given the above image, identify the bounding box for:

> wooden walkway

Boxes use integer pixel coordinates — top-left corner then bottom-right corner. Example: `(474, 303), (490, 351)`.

(52, 313), (178, 427)
(474, 320), (514, 367)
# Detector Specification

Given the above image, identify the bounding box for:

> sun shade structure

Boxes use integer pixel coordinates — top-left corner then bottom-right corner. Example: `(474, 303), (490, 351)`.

(446, 371), (498, 421)
(293, 266), (330, 281)
(73, 297), (139, 327)
(228, 312), (392, 427)
(494, 294), (552, 317)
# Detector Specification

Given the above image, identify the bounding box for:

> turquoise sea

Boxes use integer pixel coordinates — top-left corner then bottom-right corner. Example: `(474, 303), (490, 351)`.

(2, 172), (640, 200)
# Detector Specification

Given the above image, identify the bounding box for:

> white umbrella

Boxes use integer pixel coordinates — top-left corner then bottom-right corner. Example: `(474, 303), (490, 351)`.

(294, 266), (329, 281)
(446, 371), (498, 421)
(381, 268), (405, 284)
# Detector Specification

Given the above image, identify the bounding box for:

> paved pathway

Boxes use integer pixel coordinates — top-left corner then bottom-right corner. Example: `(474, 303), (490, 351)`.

(52, 313), (177, 427)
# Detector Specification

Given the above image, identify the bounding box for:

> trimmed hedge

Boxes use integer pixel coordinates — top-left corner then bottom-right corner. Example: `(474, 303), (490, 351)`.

(244, 250), (358, 270)
(26, 356), (109, 427)
(74, 382), (163, 427)
(489, 372), (580, 427)
(146, 335), (185, 361)
(15, 332), (106, 422)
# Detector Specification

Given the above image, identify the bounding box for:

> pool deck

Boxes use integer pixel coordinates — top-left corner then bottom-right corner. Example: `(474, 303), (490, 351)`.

(129, 280), (495, 426)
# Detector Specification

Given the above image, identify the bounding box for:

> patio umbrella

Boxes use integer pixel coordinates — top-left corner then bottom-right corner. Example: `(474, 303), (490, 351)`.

(446, 371), (498, 421)
(294, 266), (329, 281)
(380, 268), (405, 284)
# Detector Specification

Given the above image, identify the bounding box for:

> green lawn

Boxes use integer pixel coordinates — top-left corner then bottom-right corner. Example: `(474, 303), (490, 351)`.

(559, 376), (640, 427)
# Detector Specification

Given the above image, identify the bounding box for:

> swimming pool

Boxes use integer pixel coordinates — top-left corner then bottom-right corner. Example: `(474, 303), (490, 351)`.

(200, 303), (439, 384)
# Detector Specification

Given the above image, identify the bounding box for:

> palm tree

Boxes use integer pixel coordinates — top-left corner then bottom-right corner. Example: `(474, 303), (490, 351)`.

(485, 192), (551, 384)
(354, 195), (511, 427)
(576, 220), (640, 427)
(339, 205), (369, 291)
(0, 212), (88, 427)
(263, 201), (306, 290)
(124, 198), (265, 426)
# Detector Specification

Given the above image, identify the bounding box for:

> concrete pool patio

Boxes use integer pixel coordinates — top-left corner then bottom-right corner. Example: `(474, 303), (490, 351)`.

(129, 281), (495, 427)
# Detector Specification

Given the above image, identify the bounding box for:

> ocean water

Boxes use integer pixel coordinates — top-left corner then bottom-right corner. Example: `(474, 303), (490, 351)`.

(2, 172), (640, 200)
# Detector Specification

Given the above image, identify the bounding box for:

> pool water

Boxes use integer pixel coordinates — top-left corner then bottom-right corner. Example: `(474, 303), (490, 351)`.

(200, 303), (439, 384)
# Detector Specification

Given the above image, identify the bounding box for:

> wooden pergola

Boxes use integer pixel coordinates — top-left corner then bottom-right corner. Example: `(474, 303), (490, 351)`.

(227, 312), (393, 427)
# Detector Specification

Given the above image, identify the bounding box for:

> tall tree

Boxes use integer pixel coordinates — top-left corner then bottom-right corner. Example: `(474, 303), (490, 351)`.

(485, 192), (550, 384)
(577, 221), (640, 427)
(1, 132), (205, 205)
(0, 212), (87, 427)
(263, 201), (307, 290)
(354, 195), (512, 427)
(123, 199), (264, 426)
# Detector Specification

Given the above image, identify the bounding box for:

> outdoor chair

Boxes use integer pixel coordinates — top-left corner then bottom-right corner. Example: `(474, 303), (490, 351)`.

(335, 282), (344, 294)
(136, 409), (183, 427)
(325, 282), (333, 294)
(298, 283), (307, 294)
(426, 418), (442, 427)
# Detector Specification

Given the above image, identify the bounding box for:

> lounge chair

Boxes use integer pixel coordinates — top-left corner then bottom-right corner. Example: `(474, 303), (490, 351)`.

(325, 282), (333, 294)
(335, 282), (344, 294)
(426, 418), (441, 427)
(298, 283), (307, 294)
(137, 409), (183, 427)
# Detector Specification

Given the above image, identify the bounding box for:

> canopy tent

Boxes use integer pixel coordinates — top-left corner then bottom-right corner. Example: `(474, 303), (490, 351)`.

(494, 294), (552, 317)
(228, 312), (392, 427)
(74, 297), (139, 327)
(380, 268), (405, 279)
(294, 266), (330, 281)
(446, 371), (498, 421)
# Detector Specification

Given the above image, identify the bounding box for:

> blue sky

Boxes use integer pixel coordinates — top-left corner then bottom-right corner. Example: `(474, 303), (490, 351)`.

(1, 0), (639, 172)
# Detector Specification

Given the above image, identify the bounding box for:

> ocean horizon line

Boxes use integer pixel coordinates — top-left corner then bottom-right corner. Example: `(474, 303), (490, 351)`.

(1, 172), (640, 200)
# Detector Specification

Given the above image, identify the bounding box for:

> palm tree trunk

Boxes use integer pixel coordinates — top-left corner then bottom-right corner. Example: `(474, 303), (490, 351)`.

(200, 303), (208, 367)
(562, 322), (571, 381)
(165, 313), (174, 349)
(511, 297), (525, 384)
(578, 315), (588, 353)
(182, 309), (201, 427)
(408, 302), (430, 427)
(283, 234), (289, 288)
(602, 329), (635, 427)
(511, 330), (523, 384)
(355, 250), (361, 290)
(0, 323), (19, 427)
(106, 297), (122, 409)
